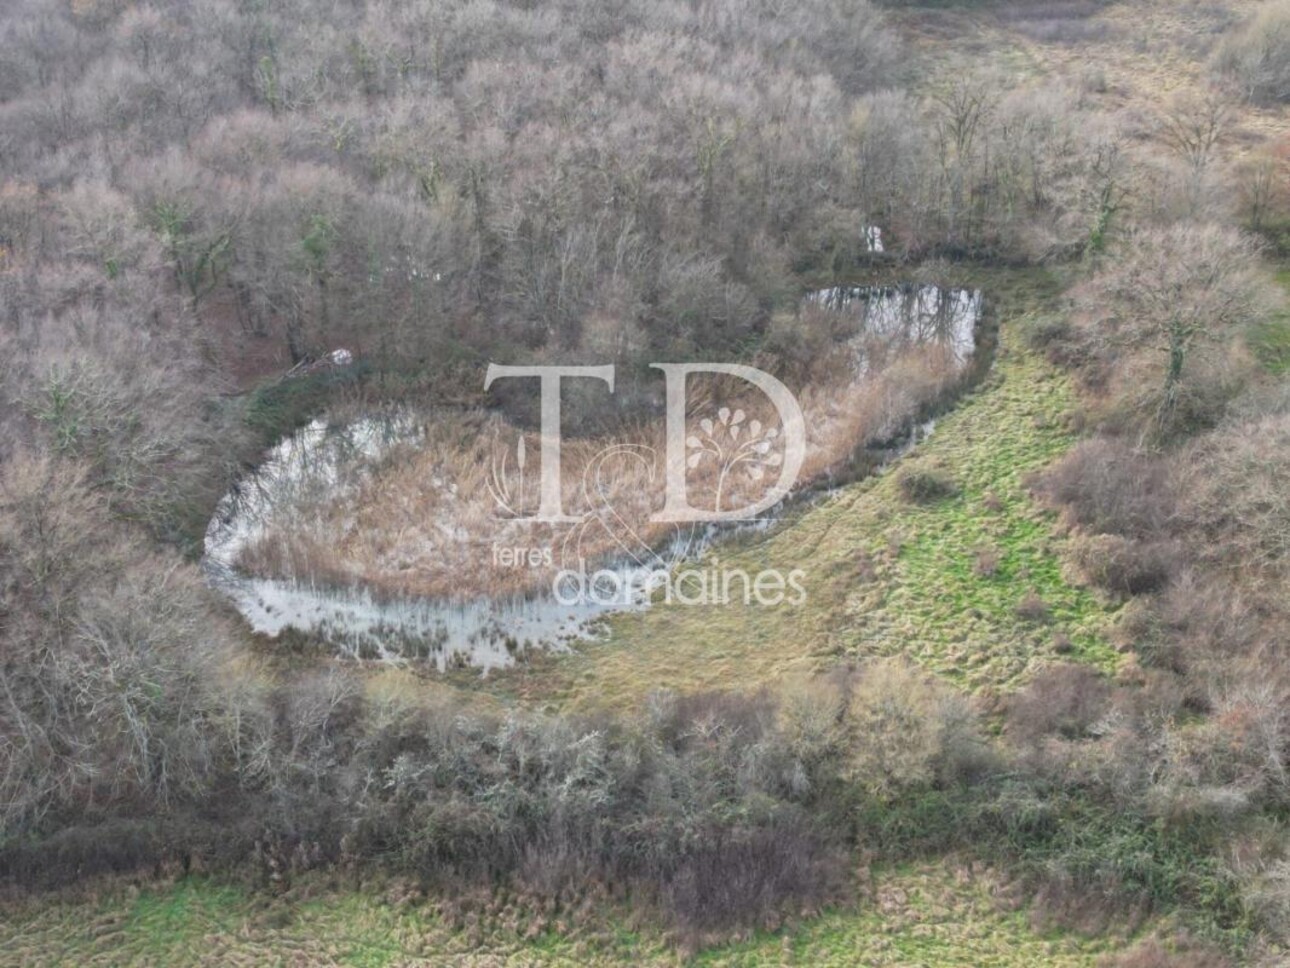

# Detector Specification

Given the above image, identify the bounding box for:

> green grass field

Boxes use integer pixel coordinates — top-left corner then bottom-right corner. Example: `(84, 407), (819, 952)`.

(479, 282), (1121, 715)
(0, 862), (1148, 966)
(1247, 269), (1290, 375)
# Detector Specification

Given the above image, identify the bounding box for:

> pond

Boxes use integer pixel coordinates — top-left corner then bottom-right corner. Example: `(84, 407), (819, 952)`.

(203, 283), (986, 670)
(203, 413), (661, 669)
(807, 283), (981, 367)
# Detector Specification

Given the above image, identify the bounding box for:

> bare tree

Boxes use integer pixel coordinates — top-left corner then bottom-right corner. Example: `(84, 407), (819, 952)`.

(929, 72), (1000, 248)
(1079, 223), (1275, 437)
(1236, 150), (1289, 232)
(1215, 0), (1290, 104)
(1157, 89), (1231, 176)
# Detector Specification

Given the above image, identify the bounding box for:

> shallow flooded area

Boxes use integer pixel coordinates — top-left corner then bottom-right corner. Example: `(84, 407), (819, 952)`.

(204, 284), (985, 668)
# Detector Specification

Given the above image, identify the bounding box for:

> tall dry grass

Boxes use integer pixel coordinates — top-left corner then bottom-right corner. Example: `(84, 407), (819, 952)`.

(237, 338), (962, 600)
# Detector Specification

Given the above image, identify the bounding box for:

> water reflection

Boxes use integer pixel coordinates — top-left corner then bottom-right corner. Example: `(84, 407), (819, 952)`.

(204, 284), (983, 669)
(807, 284), (980, 363)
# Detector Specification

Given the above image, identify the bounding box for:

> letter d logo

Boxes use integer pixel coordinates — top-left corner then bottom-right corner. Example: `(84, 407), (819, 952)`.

(651, 363), (805, 522)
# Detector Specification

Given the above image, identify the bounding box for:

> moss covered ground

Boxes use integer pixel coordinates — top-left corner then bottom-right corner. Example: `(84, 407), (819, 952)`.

(1247, 269), (1290, 375)
(0, 862), (1141, 967)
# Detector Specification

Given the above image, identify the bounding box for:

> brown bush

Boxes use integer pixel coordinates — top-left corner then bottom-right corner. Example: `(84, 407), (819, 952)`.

(1125, 570), (1261, 678)
(1034, 439), (1174, 539)
(1015, 590), (1051, 623)
(1025, 312), (1091, 368)
(1031, 871), (1148, 941)
(897, 466), (958, 504)
(974, 545), (1001, 577)
(1100, 936), (1231, 968)
(1179, 411), (1290, 580)
(1008, 663), (1111, 743)
(661, 821), (845, 944)
(1070, 533), (1183, 595)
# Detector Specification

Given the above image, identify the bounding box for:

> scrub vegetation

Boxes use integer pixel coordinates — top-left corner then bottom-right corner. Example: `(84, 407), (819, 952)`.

(4, 0), (1290, 965)
(499, 292), (1121, 710)
(0, 863), (1144, 966)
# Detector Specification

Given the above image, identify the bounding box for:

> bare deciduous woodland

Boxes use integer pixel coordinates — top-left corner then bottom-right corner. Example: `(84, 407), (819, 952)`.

(4, 0), (1290, 964)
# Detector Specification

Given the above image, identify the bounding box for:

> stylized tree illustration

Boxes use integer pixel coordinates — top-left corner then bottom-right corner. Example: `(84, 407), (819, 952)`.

(685, 407), (783, 512)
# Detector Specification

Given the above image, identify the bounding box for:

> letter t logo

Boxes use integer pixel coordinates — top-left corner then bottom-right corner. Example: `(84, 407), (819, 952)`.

(484, 365), (615, 522)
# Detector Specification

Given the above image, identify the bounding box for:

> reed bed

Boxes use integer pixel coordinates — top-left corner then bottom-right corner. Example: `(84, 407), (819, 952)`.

(237, 338), (962, 601)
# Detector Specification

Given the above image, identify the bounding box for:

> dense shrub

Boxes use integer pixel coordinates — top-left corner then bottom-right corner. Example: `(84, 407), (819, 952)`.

(1105, 938), (1233, 968)
(897, 465), (958, 504)
(1034, 438), (1174, 538)
(845, 659), (984, 799)
(1024, 313), (1092, 369)
(0, 454), (258, 833)
(659, 819), (843, 940)
(1246, 860), (1290, 947)
(0, 664), (987, 937)
(1015, 590), (1052, 623)
(1007, 663), (1111, 743)
(1070, 533), (1182, 595)
(1215, 0), (1290, 104)
(1114, 569), (1265, 686)
(1179, 411), (1290, 580)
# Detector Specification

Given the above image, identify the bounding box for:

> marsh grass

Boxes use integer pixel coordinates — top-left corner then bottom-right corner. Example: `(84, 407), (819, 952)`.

(470, 298), (1121, 711)
(0, 863), (1137, 967)
(235, 339), (963, 603)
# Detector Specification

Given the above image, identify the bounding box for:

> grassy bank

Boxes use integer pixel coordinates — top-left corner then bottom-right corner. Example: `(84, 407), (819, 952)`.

(0, 862), (1134, 967)
(480, 274), (1121, 713)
